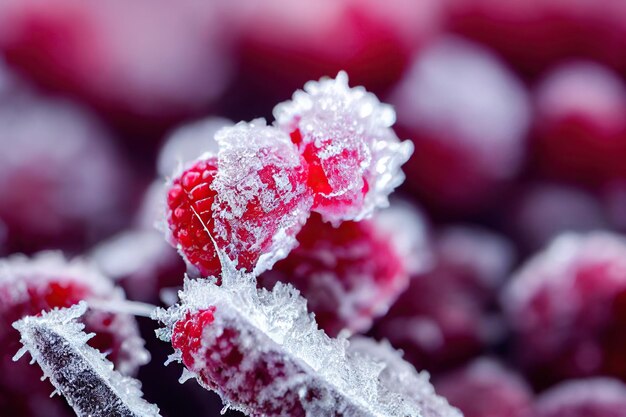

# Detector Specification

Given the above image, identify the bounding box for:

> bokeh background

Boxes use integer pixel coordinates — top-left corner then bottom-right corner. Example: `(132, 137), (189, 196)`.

(1, 0), (626, 416)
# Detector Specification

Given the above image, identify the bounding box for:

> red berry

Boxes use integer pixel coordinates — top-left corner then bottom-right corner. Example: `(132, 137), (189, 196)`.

(435, 358), (533, 417)
(373, 226), (514, 372)
(274, 72), (413, 224)
(390, 37), (530, 215)
(533, 61), (626, 186)
(0, 252), (148, 416)
(533, 378), (626, 417)
(503, 233), (626, 387)
(165, 120), (313, 277)
(259, 205), (426, 336)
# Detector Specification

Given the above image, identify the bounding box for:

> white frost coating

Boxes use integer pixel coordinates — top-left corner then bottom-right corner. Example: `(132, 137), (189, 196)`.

(348, 337), (462, 417)
(391, 37), (529, 179)
(13, 302), (161, 417)
(0, 251), (149, 374)
(154, 256), (426, 417)
(158, 117), (233, 178)
(274, 71), (414, 224)
(503, 232), (626, 317)
(212, 119), (313, 274)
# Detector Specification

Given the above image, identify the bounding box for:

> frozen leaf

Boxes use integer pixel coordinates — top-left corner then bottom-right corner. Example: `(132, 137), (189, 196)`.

(13, 302), (161, 417)
(154, 256), (428, 417)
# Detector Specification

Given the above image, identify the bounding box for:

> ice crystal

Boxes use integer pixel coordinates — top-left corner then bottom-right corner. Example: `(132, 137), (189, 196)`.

(154, 255), (427, 417)
(274, 71), (413, 224)
(13, 302), (161, 417)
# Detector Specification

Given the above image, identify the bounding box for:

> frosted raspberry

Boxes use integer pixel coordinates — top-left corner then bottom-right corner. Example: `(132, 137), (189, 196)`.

(504, 183), (608, 252)
(0, 0), (232, 130)
(165, 120), (313, 277)
(533, 62), (626, 186)
(390, 37), (530, 214)
(0, 252), (149, 416)
(445, 0), (626, 76)
(533, 378), (626, 417)
(434, 358), (533, 417)
(0, 93), (132, 254)
(273, 71), (413, 224)
(373, 226), (514, 372)
(259, 200), (429, 336)
(154, 260), (441, 417)
(503, 233), (626, 387)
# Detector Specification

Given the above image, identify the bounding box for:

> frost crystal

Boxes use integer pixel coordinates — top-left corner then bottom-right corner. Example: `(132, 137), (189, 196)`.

(348, 337), (462, 417)
(13, 302), (161, 417)
(0, 251), (149, 374)
(154, 256), (427, 417)
(274, 71), (413, 224)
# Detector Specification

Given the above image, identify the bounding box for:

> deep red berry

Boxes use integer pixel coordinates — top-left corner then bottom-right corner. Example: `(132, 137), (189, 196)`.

(503, 233), (626, 388)
(435, 358), (533, 417)
(532, 62), (626, 187)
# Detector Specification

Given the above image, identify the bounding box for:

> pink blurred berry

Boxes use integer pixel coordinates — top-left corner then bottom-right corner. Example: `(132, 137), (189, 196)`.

(390, 37), (530, 215)
(0, 252), (148, 416)
(274, 72), (413, 224)
(0, 93), (133, 253)
(373, 226), (514, 371)
(533, 378), (626, 417)
(532, 61), (626, 187)
(435, 358), (533, 417)
(503, 233), (626, 387)
(259, 201), (429, 336)
(0, 0), (232, 133)
(165, 120), (312, 277)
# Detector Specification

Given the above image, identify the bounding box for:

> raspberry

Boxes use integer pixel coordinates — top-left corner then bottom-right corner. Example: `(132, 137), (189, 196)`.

(0, 252), (148, 416)
(154, 265), (442, 417)
(532, 62), (626, 186)
(259, 200), (429, 336)
(373, 226), (514, 372)
(0, 92), (132, 254)
(434, 358), (533, 417)
(390, 37), (530, 215)
(533, 378), (626, 417)
(502, 233), (626, 387)
(165, 120), (313, 277)
(274, 72), (413, 224)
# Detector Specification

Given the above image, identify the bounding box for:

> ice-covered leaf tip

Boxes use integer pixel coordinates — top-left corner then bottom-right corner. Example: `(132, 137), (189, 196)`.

(13, 302), (161, 417)
(349, 337), (462, 417)
(274, 71), (414, 224)
(153, 255), (438, 417)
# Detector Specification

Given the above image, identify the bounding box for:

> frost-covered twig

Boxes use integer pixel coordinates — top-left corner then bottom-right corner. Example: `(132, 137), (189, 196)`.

(13, 302), (161, 417)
